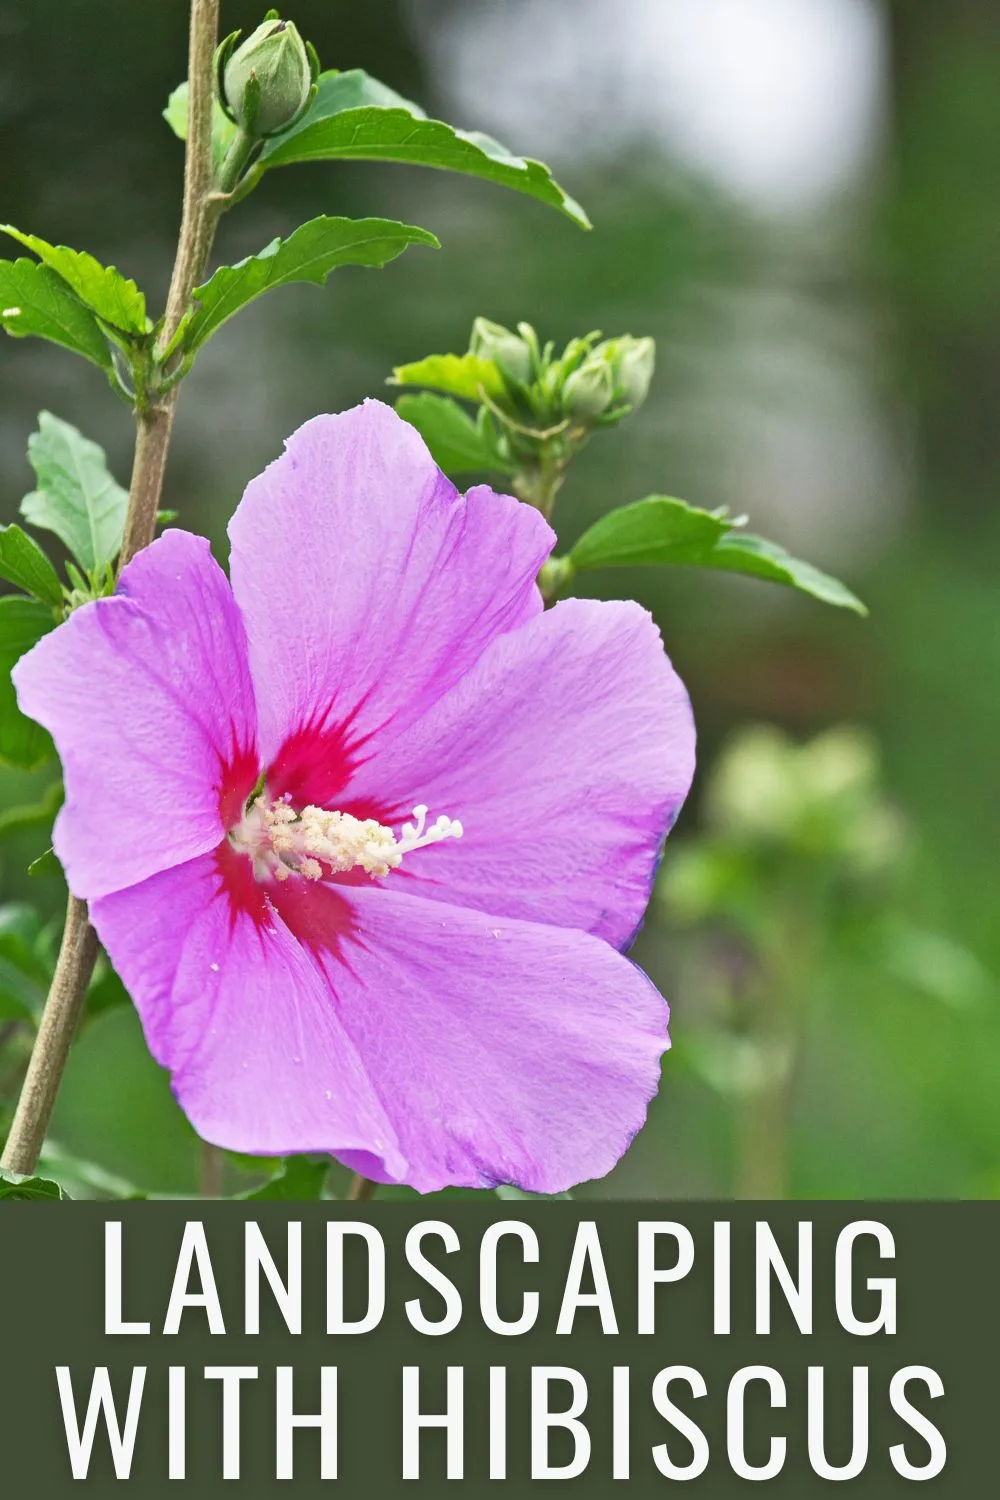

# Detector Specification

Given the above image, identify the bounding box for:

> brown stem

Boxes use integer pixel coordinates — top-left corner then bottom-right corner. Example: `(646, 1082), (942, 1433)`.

(161, 0), (222, 355)
(118, 402), (178, 567)
(347, 1173), (378, 1202)
(1, 897), (98, 1174)
(200, 1141), (223, 1198)
(120, 0), (221, 567)
(1, 0), (222, 1179)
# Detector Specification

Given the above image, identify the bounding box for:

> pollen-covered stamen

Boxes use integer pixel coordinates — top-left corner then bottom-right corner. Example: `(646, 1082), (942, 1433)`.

(229, 796), (462, 883)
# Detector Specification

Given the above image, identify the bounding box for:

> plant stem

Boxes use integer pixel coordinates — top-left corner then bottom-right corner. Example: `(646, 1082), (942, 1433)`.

(347, 1173), (378, 1202)
(161, 0), (223, 358)
(216, 127), (261, 197)
(121, 0), (222, 566)
(733, 1072), (793, 1200)
(0, 897), (98, 1174)
(118, 402), (178, 567)
(513, 460), (566, 521)
(0, 0), (222, 1179)
(732, 898), (814, 1201)
(200, 1142), (223, 1198)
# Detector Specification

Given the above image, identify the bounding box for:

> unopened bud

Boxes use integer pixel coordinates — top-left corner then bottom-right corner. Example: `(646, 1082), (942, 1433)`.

(223, 17), (313, 138)
(562, 358), (615, 421)
(614, 336), (656, 409)
(469, 317), (534, 387)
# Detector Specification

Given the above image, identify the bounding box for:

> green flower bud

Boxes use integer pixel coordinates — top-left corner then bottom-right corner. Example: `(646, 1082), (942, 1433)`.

(614, 335), (656, 409)
(223, 18), (313, 139)
(469, 317), (534, 387)
(562, 357), (615, 421)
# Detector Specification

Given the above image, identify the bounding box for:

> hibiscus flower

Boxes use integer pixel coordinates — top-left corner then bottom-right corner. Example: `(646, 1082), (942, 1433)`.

(14, 401), (695, 1193)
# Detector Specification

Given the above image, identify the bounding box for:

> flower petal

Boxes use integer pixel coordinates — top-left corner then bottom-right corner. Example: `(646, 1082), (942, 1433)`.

(324, 883), (669, 1194)
(13, 532), (258, 900)
(90, 849), (406, 1175)
(227, 400), (554, 807)
(345, 597), (695, 950)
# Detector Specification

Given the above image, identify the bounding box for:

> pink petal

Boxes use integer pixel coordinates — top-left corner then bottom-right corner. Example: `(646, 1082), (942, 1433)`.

(345, 597), (696, 950)
(227, 400), (553, 808)
(328, 884), (669, 1194)
(90, 848), (406, 1175)
(13, 532), (258, 900)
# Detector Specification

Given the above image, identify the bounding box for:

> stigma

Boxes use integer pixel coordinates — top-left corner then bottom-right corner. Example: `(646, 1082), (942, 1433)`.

(229, 796), (463, 884)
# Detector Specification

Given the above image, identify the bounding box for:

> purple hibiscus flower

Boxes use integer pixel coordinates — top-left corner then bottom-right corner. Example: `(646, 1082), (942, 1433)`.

(14, 401), (695, 1194)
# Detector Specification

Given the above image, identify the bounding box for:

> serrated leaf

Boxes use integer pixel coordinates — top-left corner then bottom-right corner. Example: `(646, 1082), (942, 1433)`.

(392, 353), (505, 403)
(0, 226), (148, 335)
(0, 1168), (66, 1200)
(570, 495), (730, 570)
(163, 82), (238, 172)
(705, 533), (868, 614)
(237, 1156), (330, 1202)
(0, 524), (64, 607)
(0, 258), (112, 369)
(184, 216), (439, 352)
(568, 495), (867, 614)
(396, 392), (514, 476)
(0, 597), (56, 769)
(21, 412), (128, 573)
(258, 71), (590, 228)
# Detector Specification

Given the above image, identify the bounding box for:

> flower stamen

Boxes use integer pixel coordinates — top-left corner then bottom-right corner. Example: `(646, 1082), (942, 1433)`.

(229, 797), (462, 884)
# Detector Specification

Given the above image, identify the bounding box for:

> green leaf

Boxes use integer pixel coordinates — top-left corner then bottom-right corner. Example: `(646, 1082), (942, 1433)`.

(27, 846), (62, 878)
(0, 903), (52, 1020)
(570, 495), (731, 570)
(705, 533), (868, 614)
(392, 353), (505, 403)
(568, 495), (867, 614)
(0, 524), (64, 607)
(0, 778), (63, 840)
(396, 393), (514, 475)
(163, 82), (238, 172)
(258, 71), (590, 229)
(0, 597), (56, 769)
(21, 412), (128, 573)
(275, 67), (427, 123)
(494, 1185), (574, 1201)
(37, 1142), (142, 1201)
(0, 258), (113, 370)
(237, 1156), (330, 1202)
(0, 1169), (66, 1201)
(84, 963), (130, 1020)
(183, 216), (439, 353)
(0, 226), (148, 335)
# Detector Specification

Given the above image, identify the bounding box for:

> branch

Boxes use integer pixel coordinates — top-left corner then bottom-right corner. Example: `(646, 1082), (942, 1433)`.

(1, 0), (222, 1177)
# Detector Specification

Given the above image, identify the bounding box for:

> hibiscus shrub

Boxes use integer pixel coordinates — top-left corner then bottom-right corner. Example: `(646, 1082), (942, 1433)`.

(0, 4), (865, 1203)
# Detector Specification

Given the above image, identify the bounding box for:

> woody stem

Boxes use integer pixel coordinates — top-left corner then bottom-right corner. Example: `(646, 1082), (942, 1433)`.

(1, 0), (223, 1178)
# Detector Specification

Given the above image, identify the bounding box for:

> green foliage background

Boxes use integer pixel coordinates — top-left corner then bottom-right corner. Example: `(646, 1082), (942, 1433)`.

(0, 0), (997, 1198)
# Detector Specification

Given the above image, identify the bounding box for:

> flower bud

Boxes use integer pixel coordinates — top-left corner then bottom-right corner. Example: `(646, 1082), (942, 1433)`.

(562, 357), (615, 421)
(469, 317), (534, 387)
(614, 336), (656, 409)
(223, 18), (313, 138)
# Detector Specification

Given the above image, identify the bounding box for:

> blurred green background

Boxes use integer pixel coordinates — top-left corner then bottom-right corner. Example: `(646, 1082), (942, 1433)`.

(1, 0), (997, 1199)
